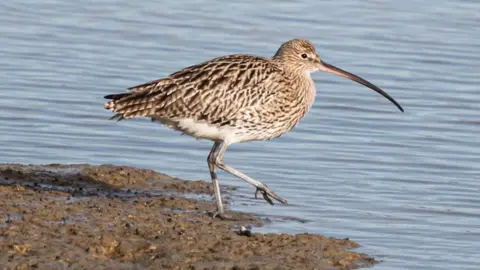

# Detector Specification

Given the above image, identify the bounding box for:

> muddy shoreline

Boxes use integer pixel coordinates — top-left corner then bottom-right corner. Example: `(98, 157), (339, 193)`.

(0, 164), (375, 269)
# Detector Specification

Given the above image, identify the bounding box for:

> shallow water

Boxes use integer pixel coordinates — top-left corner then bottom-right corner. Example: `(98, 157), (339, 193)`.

(1, 1), (479, 269)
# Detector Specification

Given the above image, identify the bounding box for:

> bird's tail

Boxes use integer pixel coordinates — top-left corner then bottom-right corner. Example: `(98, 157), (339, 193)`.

(103, 92), (154, 121)
(104, 77), (173, 121)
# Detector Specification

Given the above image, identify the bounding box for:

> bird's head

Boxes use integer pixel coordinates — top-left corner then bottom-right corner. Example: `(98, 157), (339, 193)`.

(273, 38), (404, 112)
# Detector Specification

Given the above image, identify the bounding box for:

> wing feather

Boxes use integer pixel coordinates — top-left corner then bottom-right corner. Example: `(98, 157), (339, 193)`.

(104, 54), (289, 125)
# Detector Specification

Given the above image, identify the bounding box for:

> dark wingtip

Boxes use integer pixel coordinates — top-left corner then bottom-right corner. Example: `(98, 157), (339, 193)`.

(104, 93), (130, 100)
(109, 114), (124, 121)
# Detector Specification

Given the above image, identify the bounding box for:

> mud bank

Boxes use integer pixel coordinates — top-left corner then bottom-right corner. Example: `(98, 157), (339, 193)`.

(0, 164), (375, 269)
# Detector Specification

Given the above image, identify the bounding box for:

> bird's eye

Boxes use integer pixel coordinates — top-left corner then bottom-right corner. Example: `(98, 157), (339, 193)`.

(301, 53), (308, 59)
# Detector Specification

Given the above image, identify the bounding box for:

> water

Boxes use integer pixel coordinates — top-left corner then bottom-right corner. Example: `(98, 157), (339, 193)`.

(1, 1), (479, 269)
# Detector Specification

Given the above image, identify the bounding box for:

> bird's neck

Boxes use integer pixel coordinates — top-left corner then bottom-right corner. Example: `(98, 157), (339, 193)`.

(274, 59), (317, 115)
(279, 69), (317, 130)
(290, 71), (316, 110)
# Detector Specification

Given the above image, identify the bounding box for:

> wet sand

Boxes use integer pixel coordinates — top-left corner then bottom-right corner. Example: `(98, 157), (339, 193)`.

(0, 164), (375, 269)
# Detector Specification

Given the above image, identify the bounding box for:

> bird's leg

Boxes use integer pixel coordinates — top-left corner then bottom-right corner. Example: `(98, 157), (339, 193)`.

(207, 141), (230, 220)
(214, 143), (287, 205)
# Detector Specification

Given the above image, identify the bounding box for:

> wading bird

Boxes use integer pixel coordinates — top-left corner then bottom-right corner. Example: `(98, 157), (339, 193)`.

(104, 39), (403, 219)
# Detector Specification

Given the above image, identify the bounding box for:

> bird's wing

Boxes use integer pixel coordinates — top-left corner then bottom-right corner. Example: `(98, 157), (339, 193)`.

(104, 54), (289, 124)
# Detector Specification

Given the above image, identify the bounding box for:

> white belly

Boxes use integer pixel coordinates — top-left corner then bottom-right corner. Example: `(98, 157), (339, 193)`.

(151, 117), (243, 144)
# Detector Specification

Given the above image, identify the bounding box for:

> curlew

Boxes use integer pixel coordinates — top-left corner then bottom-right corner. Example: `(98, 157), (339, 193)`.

(104, 39), (403, 219)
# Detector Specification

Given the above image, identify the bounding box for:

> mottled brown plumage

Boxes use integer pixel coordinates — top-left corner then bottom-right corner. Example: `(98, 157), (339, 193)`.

(104, 39), (403, 219)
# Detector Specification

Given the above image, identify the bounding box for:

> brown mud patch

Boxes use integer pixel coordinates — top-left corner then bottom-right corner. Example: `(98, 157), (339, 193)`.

(0, 164), (375, 269)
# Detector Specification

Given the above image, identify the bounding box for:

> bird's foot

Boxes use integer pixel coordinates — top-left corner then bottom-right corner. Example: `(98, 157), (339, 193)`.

(254, 184), (288, 205)
(211, 210), (236, 220)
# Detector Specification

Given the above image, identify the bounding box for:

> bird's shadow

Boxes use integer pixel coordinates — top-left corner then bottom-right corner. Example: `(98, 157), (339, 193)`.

(0, 163), (213, 201)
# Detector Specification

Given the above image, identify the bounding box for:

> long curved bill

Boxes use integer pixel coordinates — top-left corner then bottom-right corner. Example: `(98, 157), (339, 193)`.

(319, 60), (404, 112)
